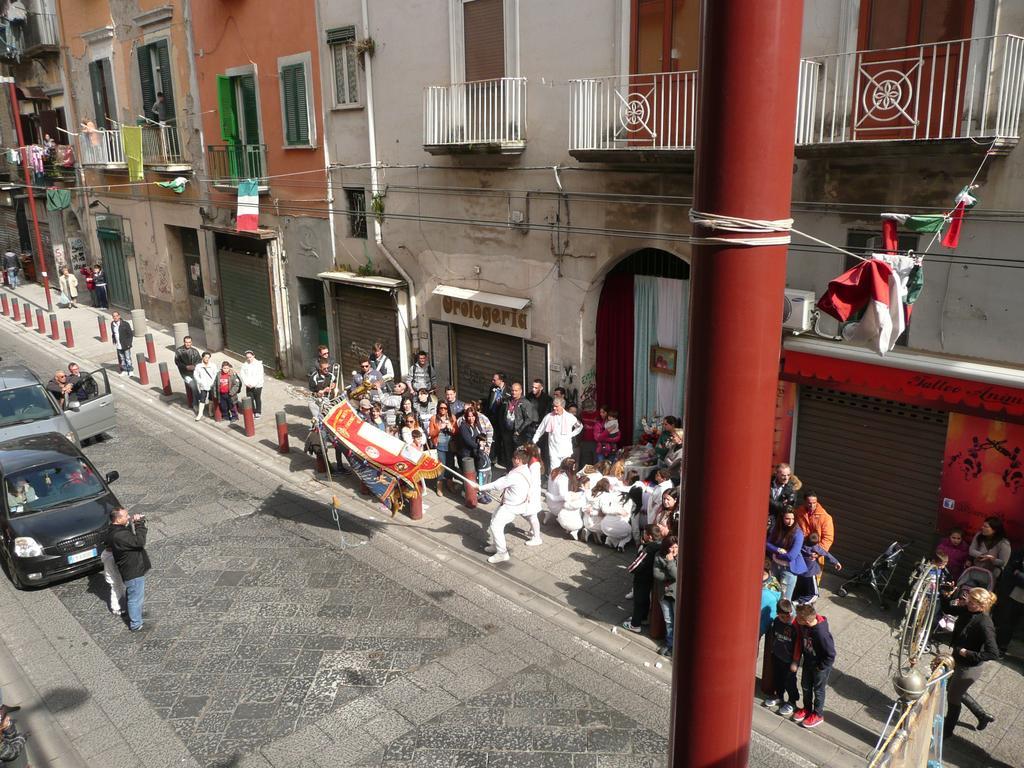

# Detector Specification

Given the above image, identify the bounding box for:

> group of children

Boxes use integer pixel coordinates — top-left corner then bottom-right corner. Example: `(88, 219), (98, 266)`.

(762, 580), (837, 729)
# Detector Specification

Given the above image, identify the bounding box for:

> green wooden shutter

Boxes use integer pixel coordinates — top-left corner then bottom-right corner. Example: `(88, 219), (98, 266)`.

(154, 40), (175, 121)
(89, 60), (104, 123)
(100, 59), (117, 125)
(216, 74), (237, 142)
(138, 44), (156, 120)
(238, 74), (260, 145)
(281, 63), (308, 145)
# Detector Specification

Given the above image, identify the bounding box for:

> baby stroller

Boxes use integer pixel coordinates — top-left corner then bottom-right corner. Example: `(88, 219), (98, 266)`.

(835, 541), (908, 609)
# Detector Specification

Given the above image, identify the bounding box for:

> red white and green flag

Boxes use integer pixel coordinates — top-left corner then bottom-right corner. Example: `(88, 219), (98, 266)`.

(236, 179), (259, 232)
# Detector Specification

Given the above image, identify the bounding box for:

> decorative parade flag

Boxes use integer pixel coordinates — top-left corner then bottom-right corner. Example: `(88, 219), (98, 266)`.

(321, 399), (443, 513)
(941, 188), (977, 249)
(156, 176), (189, 194)
(236, 179), (259, 231)
(121, 126), (144, 182)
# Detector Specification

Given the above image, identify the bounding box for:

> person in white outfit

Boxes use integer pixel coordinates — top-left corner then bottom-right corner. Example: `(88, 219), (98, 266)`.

(531, 397), (583, 474)
(523, 443), (544, 546)
(475, 448), (534, 563)
(598, 488), (635, 550)
(192, 352), (217, 421)
(238, 350), (266, 418)
(100, 546), (125, 615)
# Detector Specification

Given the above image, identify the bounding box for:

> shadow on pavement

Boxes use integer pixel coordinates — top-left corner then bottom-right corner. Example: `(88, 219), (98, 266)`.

(945, 737), (1016, 768)
(255, 484), (383, 546)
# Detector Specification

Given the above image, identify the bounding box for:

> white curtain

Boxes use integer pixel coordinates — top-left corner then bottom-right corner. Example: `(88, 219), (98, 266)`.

(632, 276), (689, 437)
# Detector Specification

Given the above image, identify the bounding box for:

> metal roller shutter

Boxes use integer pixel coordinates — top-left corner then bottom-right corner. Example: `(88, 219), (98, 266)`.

(333, 285), (400, 381)
(0, 207), (17, 253)
(794, 387), (948, 582)
(451, 325), (523, 405)
(218, 247), (276, 366)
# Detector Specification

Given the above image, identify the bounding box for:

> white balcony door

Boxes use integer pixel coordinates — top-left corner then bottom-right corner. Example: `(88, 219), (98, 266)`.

(854, 0), (974, 140)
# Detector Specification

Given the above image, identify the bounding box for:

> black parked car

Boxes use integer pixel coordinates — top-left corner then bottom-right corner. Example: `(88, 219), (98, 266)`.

(0, 433), (120, 589)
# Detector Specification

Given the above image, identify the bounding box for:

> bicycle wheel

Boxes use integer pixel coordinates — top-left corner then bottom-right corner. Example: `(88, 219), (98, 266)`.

(897, 566), (939, 674)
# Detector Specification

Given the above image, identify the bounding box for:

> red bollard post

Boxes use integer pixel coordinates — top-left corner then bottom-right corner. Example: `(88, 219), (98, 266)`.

(314, 450), (327, 474)
(35, 308), (45, 334)
(145, 332), (156, 363)
(63, 320), (74, 348)
(1, 294), (8, 315)
(158, 362), (172, 395)
(275, 411), (290, 453)
(463, 466), (478, 509)
(97, 316), (108, 342)
(213, 397), (222, 421)
(136, 353), (149, 385)
(23, 302), (31, 328)
(186, 385), (194, 409)
(11, 300), (19, 322)
(49, 313), (58, 340)
(240, 397), (256, 437)
(407, 493), (423, 521)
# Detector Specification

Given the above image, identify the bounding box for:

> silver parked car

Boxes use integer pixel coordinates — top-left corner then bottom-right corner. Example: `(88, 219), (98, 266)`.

(0, 364), (115, 445)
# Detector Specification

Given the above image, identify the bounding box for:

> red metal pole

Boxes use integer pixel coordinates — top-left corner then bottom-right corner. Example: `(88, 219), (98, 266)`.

(12, 300), (20, 321)
(407, 493), (423, 521)
(136, 353), (149, 385)
(145, 332), (156, 363)
(1, 294), (8, 315)
(97, 315), (108, 342)
(49, 313), (58, 339)
(240, 397), (256, 437)
(158, 362), (172, 395)
(63, 319), (74, 348)
(35, 308), (44, 333)
(7, 82), (52, 311)
(275, 411), (290, 453)
(186, 385), (194, 409)
(22, 302), (31, 328)
(669, 3), (803, 767)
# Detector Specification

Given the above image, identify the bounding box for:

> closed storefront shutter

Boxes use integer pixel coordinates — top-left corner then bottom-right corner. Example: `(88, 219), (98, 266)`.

(451, 325), (522, 405)
(794, 387), (948, 581)
(218, 247), (276, 366)
(332, 285), (400, 381)
(0, 206), (18, 253)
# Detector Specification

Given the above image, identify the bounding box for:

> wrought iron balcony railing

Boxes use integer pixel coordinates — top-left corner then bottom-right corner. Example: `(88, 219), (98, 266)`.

(423, 77), (526, 152)
(79, 129), (126, 167)
(141, 123), (187, 168)
(569, 70), (698, 154)
(796, 34), (1024, 146)
(206, 143), (266, 185)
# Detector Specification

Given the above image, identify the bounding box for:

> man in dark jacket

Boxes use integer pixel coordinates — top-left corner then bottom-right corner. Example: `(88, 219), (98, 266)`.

(110, 311), (134, 376)
(506, 382), (537, 462)
(67, 363), (97, 403)
(769, 463), (798, 531)
(487, 372), (509, 466)
(107, 508), (150, 631)
(174, 336), (202, 404)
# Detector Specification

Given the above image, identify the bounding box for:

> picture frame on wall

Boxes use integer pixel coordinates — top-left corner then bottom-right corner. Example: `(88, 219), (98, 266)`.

(649, 345), (677, 375)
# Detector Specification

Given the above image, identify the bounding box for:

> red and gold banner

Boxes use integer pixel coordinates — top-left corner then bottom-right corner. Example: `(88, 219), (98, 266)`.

(322, 399), (443, 493)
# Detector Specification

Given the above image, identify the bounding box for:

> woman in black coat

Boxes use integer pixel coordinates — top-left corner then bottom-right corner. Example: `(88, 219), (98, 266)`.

(944, 587), (999, 738)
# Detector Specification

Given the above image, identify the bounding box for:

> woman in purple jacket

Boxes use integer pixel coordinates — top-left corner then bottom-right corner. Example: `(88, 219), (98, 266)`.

(766, 507), (807, 600)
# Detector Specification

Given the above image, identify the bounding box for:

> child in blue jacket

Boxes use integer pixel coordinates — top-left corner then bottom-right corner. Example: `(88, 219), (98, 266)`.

(793, 532), (842, 604)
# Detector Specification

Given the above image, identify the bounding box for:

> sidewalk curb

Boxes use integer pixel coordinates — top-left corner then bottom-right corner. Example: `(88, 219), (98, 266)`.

(0, 629), (88, 767)
(2, 298), (871, 767)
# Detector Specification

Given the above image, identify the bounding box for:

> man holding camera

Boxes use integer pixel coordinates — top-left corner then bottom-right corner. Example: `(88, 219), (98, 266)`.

(107, 508), (151, 632)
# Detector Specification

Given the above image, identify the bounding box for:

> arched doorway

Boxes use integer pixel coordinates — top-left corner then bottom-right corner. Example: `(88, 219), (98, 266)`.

(595, 248), (689, 441)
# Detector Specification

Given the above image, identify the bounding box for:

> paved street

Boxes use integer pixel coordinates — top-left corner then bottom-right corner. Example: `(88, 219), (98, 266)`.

(0, 316), (824, 768)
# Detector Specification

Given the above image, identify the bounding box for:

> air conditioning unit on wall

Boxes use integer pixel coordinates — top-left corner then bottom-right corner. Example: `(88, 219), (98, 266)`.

(783, 289), (816, 333)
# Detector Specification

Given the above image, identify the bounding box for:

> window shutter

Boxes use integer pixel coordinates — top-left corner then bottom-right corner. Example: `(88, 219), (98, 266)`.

(463, 0), (505, 81)
(325, 25), (356, 45)
(281, 63), (308, 146)
(154, 39), (175, 121)
(100, 58), (117, 124)
(137, 44), (156, 120)
(238, 74), (261, 145)
(89, 60), (105, 124)
(216, 74), (237, 142)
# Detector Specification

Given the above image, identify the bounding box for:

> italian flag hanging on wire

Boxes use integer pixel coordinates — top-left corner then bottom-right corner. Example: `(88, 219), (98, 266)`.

(236, 179), (259, 232)
(880, 212), (945, 252)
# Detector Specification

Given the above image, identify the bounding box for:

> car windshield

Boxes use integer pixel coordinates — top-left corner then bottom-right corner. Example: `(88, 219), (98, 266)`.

(5, 458), (105, 516)
(0, 385), (59, 427)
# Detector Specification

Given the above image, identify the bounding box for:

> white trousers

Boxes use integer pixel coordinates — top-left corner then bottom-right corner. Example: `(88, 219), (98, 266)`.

(488, 505), (540, 554)
(547, 446), (572, 475)
(101, 549), (125, 613)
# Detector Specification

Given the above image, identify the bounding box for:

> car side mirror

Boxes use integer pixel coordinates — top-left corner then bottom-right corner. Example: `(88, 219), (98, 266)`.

(67, 400), (81, 411)
(105, 471), (119, 484)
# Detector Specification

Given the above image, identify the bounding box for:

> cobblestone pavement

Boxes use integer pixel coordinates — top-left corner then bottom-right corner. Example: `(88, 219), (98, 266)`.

(0, 317), (862, 767)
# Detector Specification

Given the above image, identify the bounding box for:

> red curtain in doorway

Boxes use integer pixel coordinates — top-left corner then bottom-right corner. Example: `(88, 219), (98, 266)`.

(596, 273), (635, 441)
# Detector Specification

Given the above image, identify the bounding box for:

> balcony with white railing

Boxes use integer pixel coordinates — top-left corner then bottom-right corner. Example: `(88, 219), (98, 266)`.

(141, 123), (189, 171)
(795, 34), (1024, 154)
(569, 70), (698, 163)
(78, 128), (126, 168)
(423, 77), (526, 154)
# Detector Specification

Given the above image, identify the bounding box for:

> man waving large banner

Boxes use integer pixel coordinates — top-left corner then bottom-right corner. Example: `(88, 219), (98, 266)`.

(321, 398), (443, 513)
